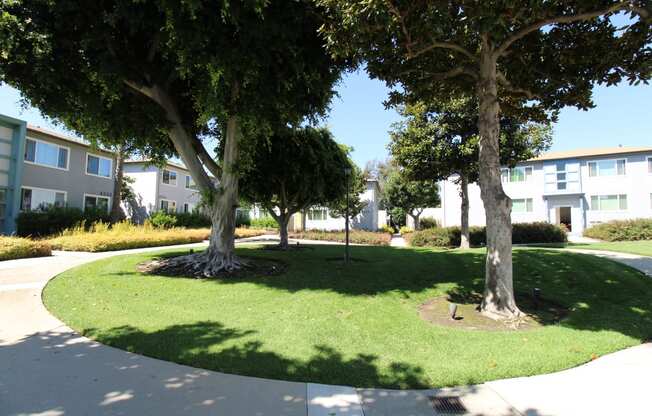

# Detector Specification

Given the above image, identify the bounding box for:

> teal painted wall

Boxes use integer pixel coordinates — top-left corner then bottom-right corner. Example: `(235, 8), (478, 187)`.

(0, 114), (26, 235)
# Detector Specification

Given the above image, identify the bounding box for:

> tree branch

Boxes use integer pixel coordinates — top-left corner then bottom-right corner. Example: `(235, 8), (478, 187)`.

(191, 136), (222, 178)
(401, 66), (478, 82)
(494, 2), (648, 58)
(386, 0), (474, 60)
(496, 72), (537, 100)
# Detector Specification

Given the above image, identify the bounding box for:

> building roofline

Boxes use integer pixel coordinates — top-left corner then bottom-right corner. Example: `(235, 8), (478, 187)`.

(125, 159), (191, 172)
(528, 146), (652, 162)
(26, 124), (114, 154)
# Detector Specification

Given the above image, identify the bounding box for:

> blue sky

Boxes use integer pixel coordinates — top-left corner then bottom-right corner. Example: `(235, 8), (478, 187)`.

(1, 70), (650, 167)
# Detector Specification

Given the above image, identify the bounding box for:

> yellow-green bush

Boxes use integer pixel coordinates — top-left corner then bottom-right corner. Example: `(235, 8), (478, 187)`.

(584, 218), (652, 241)
(289, 230), (392, 245)
(47, 221), (267, 252)
(0, 236), (51, 261)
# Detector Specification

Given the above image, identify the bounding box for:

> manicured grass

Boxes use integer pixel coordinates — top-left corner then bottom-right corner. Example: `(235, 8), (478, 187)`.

(0, 236), (51, 261)
(44, 245), (652, 388)
(47, 221), (267, 252)
(529, 240), (652, 257)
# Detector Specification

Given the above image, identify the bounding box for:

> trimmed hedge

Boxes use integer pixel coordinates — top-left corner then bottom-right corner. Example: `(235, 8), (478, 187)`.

(0, 236), (52, 261)
(584, 218), (652, 242)
(407, 222), (567, 248)
(47, 222), (267, 252)
(289, 230), (392, 246)
(250, 216), (279, 229)
(16, 207), (111, 237)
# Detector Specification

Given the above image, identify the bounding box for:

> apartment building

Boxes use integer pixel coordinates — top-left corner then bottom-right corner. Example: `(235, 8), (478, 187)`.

(423, 147), (652, 236)
(0, 114), (116, 234)
(123, 160), (201, 217)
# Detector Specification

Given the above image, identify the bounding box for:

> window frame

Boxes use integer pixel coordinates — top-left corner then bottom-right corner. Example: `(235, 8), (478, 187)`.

(20, 186), (67, 212)
(501, 165), (533, 183)
(159, 198), (177, 213)
(161, 169), (178, 186)
(185, 175), (197, 190)
(590, 194), (628, 211)
(512, 198), (534, 213)
(83, 193), (111, 213)
(587, 158), (627, 178)
(24, 137), (70, 171)
(85, 152), (113, 179)
(307, 207), (328, 221)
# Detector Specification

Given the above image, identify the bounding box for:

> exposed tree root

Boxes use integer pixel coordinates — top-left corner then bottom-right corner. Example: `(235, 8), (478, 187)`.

(141, 252), (248, 278)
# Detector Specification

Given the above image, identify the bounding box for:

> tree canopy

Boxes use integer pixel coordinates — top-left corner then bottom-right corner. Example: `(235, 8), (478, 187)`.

(239, 126), (351, 248)
(0, 0), (346, 273)
(384, 169), (440, 230)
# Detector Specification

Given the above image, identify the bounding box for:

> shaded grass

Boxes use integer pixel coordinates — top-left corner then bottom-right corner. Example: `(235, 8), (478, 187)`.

(0, 236), (51, 261)
(43, 245), (652, 388)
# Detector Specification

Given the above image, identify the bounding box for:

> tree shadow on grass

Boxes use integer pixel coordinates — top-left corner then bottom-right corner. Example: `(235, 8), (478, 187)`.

(83, 321), (429, 389)
(134, 245), (652, 341)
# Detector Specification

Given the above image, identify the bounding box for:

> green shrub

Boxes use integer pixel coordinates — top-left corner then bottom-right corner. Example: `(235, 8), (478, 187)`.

(0, 236), (51, 260)
(584, 218), (652, 241)
(418, 217), (440, 229)
(289, 230), (392, 245)
(236, 210), (251, 227)
(149, 211), (178, 229)
(172, 212), (211, 228)
(250, 216), (279, 229)
(407, 222), (566, 247)
(16, 206), (111, 237)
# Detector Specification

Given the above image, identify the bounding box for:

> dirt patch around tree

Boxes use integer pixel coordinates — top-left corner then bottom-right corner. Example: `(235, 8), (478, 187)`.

(137, 252), (286, 279)
(419, 290), (569, 331)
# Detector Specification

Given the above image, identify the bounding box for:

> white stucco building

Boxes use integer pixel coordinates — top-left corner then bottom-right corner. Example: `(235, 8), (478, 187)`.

(418, 147), (652, 236)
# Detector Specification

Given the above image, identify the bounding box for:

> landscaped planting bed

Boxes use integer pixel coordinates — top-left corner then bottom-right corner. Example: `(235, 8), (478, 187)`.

(289, 230), (392, 245)
(0, 236), (51, 261)
(584, 218), (652, 242)
(44, 245), (652, 388)
(47, 222), (267, 252)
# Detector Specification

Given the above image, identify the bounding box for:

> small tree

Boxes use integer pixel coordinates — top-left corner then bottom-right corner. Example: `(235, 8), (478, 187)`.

(320, 1), (650, 318)
(389, 98), (551, 247)
(240, 127), (350, 248)
(327, 162), (368, 221)
(384, 169), (440, 230)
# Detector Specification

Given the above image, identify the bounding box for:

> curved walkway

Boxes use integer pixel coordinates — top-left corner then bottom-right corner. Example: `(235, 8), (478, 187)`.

(1, 243), (650, 416)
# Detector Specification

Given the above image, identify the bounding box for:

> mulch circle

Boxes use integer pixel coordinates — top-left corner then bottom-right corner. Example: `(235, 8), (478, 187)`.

(137, 255), (286, 279)
(419, 293), (569, 331)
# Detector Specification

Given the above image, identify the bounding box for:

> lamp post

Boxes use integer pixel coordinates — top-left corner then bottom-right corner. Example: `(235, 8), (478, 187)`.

(344, 167), (352, 263)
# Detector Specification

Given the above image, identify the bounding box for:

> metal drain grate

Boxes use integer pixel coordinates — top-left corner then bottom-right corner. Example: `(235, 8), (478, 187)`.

(430, 396), (468, 414)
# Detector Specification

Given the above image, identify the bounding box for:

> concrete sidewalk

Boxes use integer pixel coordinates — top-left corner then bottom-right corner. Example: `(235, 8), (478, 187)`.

(1, 242), (651, 415)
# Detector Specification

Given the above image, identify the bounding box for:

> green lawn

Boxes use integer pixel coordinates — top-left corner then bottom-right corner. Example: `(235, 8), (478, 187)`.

(43, 245), (652, 389)
(572, 240), (652, 257)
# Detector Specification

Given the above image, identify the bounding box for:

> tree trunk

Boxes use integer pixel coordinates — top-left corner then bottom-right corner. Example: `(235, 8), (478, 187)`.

(459, 173), (470, 249)
(110, 147), (126, 223)
(278, 214), (290, 249)
(476, 39), (521, 319)
(410, 212), (421, 230)
(203, 116), (242, 275)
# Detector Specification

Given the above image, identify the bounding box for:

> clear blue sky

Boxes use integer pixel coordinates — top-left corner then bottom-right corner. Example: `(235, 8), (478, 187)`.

(1, 71), (650, 167)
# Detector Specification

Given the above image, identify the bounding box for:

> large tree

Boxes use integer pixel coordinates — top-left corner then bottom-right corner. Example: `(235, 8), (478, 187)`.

(319, 1), (650, 318)
(240, 127), (351, 249)
(0, 0), (344, 275)
(383, 168), (440, 230)
(389, 98), (552, 248)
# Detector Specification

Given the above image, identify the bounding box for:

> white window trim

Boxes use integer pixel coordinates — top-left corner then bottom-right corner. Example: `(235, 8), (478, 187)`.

(20, 186), (68, 211)
(512, 198), (534, 213)
(24, 136), (70, 171)
(83, 193), (111, 212)
(185, 175), (196, 189)
(159, 198), (177, 213)
(85, 152), (114, 179)
(161, 169), (179, 187)
(587, 158), (627, 177)
(589, 194), (628, 212)
(501, 165), (533, 183)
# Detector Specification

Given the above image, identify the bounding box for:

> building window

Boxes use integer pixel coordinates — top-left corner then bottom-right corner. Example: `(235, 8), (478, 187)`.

(84, 194), (110, 212)
(544, 161), (579, 193)
(307, 208), (328, 220)
(160, 199), (177, 213)
(501, 166), (532, 183)
(86, 153), (112, 178)
(590, 194), (627, 211)
(183, 202), (194, 213)
(24, 138), (69, 170)
(512, 198), (533, 213)
(0, 189), (6, 219)
(20, 187), (66, 211)
(185, 175), (197, 190)
(162, 169), (177, 186)
(588, 159), (626, 177)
